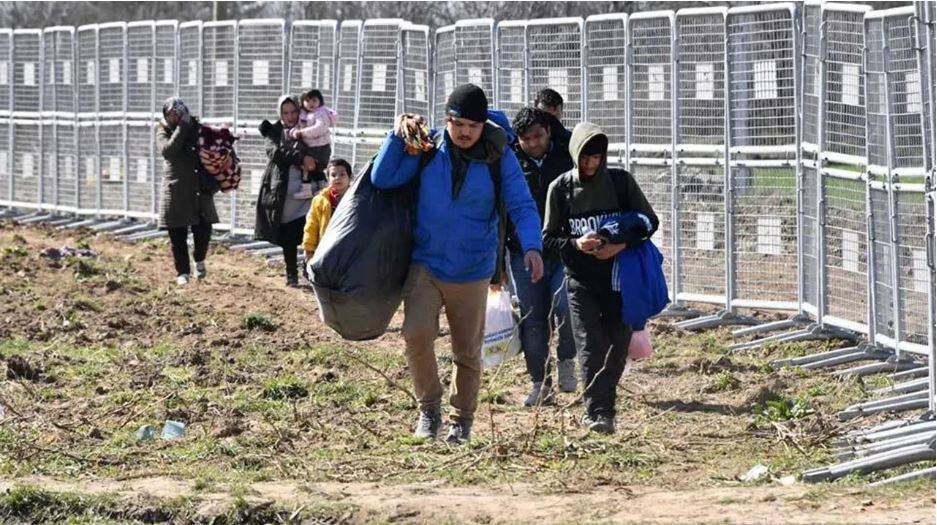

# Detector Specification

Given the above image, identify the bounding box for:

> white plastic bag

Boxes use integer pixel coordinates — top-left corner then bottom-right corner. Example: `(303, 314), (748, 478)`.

(481, 289), (521, 369)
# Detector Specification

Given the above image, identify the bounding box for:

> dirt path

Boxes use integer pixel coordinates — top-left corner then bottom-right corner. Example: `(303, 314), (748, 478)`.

(1, 475), (933, 524)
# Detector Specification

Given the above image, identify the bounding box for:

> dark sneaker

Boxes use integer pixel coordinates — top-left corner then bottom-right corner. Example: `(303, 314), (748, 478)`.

(445, 419), (472, 444)
(523, 382), (555, 407)
(557, 359), (577, 393)
(195, 261), (207, 280)
(413, 409), (442, 439)
(286, 275), (299, 287)
(582, 413), (615, 435)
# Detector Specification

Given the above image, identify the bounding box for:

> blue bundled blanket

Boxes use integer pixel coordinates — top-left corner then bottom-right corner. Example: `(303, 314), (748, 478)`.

(599, 213), (670, 330)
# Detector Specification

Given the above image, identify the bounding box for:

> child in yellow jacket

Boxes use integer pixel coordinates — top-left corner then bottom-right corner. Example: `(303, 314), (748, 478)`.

(302, 158), (352, 262)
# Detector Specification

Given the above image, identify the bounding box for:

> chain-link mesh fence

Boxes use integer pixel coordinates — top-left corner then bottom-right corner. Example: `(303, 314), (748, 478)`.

(527, 18), (583, 127)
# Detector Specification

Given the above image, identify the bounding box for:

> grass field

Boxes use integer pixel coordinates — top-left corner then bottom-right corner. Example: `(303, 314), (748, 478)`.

(0, 220), (933, 524)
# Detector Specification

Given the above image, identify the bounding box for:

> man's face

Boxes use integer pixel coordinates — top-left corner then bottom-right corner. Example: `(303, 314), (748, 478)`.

(578, 153), (603, 178)
(446, 117), (484, 149)
(517, 124), (551, 159)
(537, 103), (563, 120)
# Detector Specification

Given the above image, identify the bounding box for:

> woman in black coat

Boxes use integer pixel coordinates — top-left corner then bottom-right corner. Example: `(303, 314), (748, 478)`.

(156, 97), (219, 285)
(254, 95), (319, 286)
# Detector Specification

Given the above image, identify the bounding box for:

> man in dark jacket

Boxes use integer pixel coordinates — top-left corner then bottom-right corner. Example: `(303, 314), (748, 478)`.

(156, 97), (219, 286)
(371, 84), (544, 443)
(508, 107), (576, 407)
(534, 88), (572, 145)
(543, 122), (659, 435)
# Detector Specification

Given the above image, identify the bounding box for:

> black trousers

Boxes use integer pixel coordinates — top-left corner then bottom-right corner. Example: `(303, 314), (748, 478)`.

(167, 221), (212, 276)
(567, 277), (633, 418)
(278, 216), (306, 279)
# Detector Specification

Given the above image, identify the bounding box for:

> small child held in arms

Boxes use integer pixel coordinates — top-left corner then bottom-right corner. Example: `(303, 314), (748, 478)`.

(302, 158), (353, 263)
(291, 89), (339, 199)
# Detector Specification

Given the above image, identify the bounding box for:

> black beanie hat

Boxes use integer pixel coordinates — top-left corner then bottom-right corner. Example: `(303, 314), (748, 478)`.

(446, 84), (488, 122)
(580, 135), (608, 156)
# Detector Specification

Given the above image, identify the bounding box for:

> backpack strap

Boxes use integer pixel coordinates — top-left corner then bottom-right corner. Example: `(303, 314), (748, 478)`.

(489, 156), (508, 285)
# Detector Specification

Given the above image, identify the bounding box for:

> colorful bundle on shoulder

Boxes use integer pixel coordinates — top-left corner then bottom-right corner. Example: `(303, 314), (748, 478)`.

(397, 114), (434, 155)
(197, 125), (242, 192)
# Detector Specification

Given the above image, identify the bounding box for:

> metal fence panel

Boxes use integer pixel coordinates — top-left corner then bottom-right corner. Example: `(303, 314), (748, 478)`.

(12, 119), (40, 206)
(202, 21), (236, 122)
(895, 188), (928, 351)
(820, 4), (871, 334)
(97, 23), (125, 115)
(629, 13), (673, 149)
(98, 121), (125, 214)
(237, 19), (285, 125)
(178, 21), (202, 117)
(402, 24), (430, 117)
(155, 21), (177, 111)
(127, 22), (155, 116)
(287, 21), (337, 103)
(13, 30), (41, 115)
(457, 20), (496, 105)
(883, 11), (927, 172)
(495, 21), (526, 121)
(728, 5), (799, 310)
(628, 12), (675, 299)
(77, 120), (97, 213)
(677, 163), (726, 302)
(527, 18), (583, 127)
(432, 26), (455, 126)
(76, 26), (97, 118)
(0, 30), (11, 117)
(0, 118), (9, 205)
(55, 121), (77, 212)
(822, 6), (868, 162)
(126, 121), (154, 218)
(334, 21), (361, 167)
(584, 14), (627, 158)
(356, 20), (401, 168)
(233, 131), (264, 235)
(42, 27), (75, 115)
(40, 120), (54, 206)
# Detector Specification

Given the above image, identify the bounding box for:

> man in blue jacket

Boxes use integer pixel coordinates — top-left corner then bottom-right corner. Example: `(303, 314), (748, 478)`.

(371, 84), (544, 443)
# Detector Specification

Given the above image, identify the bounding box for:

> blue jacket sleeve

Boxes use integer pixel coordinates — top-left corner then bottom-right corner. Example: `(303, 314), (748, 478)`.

(370, 132), (422, 189)
(500, 148), (543, 253)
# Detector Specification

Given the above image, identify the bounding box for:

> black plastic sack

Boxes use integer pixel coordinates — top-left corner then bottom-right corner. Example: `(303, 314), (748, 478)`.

(310, 161), (416, 340)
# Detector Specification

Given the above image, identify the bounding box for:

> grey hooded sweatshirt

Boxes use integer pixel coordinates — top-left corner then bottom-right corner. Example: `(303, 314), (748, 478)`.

(542, 122), (659, 286)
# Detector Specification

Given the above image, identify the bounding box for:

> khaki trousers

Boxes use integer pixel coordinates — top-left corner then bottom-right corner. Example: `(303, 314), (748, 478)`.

(402, 264), (488, 422)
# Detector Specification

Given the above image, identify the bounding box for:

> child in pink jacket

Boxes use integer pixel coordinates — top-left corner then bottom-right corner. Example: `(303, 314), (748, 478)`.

(290, 89), (338, 199)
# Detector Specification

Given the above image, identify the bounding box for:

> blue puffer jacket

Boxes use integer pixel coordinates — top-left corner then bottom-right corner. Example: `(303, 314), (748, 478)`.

(371, 110), (543, 283)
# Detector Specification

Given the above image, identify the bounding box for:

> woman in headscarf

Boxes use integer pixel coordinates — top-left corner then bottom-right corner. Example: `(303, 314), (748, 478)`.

(254, 95), (320, 287)
(156, 97), (219, 286)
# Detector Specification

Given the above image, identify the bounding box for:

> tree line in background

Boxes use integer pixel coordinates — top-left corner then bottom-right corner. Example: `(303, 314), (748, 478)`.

(0, 1), (794, 30)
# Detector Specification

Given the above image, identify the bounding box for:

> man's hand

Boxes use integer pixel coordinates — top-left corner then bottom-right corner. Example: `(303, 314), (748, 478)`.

(303, 250), (313, 264)
(524, 249), (544, 283)
(302, 156), (317, 173)
(576, 232), (604, 253)
(593, 242), (627, 260)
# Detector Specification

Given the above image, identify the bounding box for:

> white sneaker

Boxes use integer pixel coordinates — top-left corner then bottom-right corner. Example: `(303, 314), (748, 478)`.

(195, 261), (207, 280)
(176, 274), (190, 286)
(292, 183), (314, 200)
